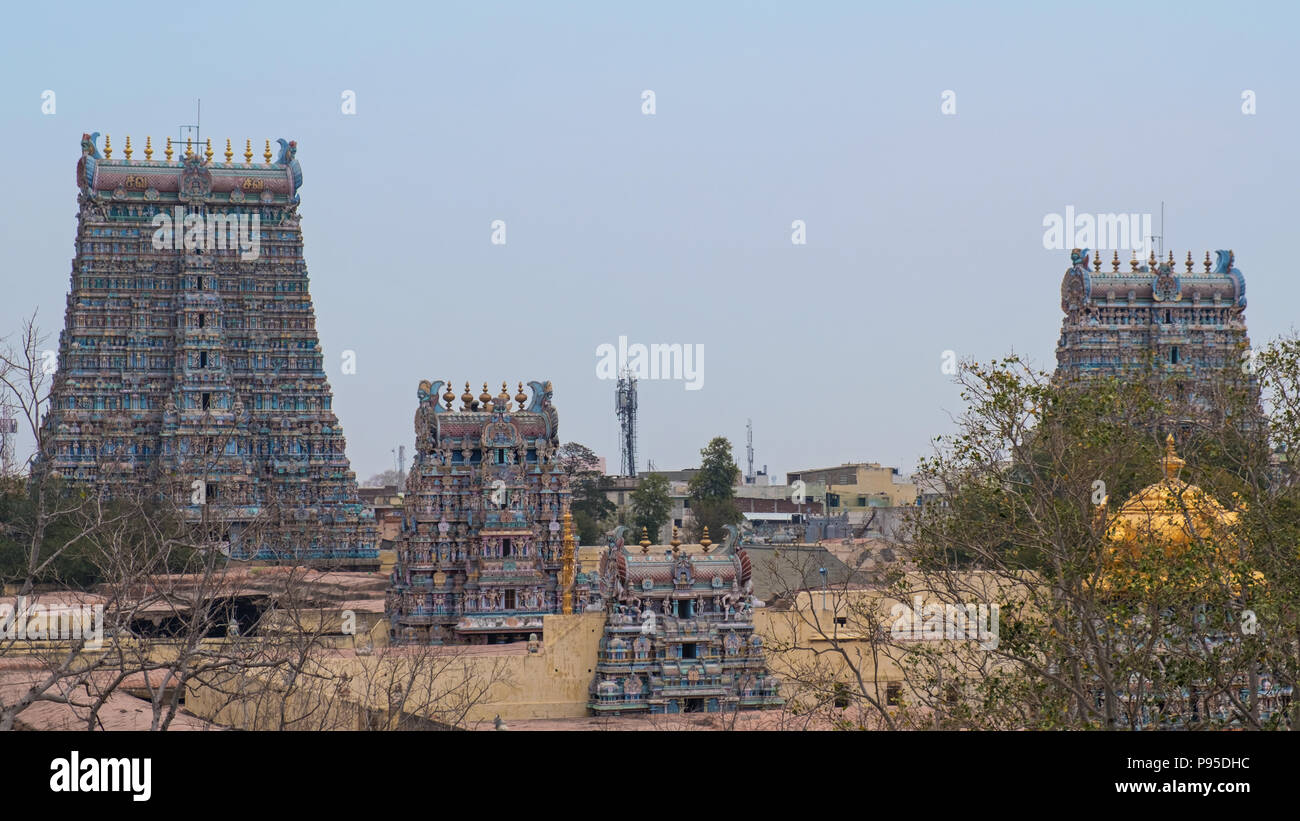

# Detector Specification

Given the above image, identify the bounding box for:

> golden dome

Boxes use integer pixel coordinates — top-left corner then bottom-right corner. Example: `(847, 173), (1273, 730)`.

(1096, 435), (1249, 594)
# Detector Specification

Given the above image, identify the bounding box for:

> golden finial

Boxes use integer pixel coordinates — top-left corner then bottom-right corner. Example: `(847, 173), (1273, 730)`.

(1130, 252), (1138, 272)
(103, 134), (112, 159)
(639, 527), (651, 551)
(1161, 433), (1185, 480)
(1185, 251), (1193, 273)
(515, 382), (527, 408)
(1148, 250), (1156, 268)
(263, 139), (272, 164)
(1111, 250), (1119, 272)
(165, 136), (173, 161)
(1093, 253), (1101, 273)
(1167, 250), (1175, 267)
(1204, 251), (1212, 273)
(185, 138), (193, 159)
(244, 138), (253, 164)
(700, 526), (712, 551)
(461, 382), (474, 409)
(144, 136), (153, 161)
(670, 526), (681, 549)
(124, 135), (132, 160)
(479, 383), (492, 407)
(443, 380), (455, 409)
(498, 381), (511, 410)
(224, 138), (233, 163)
(203, 138), (213, 162)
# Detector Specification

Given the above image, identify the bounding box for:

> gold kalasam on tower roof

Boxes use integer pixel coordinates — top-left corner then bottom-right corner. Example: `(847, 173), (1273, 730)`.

(1095, 435), (1253, 595)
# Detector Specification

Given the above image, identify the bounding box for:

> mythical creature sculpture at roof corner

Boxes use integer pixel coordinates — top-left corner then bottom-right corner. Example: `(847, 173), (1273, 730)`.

(77, 132), (101, 192)
(275, 138), (303, 202)
(1061, 247), (1093, 314)
(525, 380), (554, 413)
(1212, 250), (1246, 307)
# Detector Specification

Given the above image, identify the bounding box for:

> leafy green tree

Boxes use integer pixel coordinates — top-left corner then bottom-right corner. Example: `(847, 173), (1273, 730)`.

(896, 355), (1278, 729)
(630, 473), (672, 542)
(686, 436), (742, 541)
(0, 483), (99, 587)
(557, 442), (615, 544)
(572, 510), (604, 547)
(765, 350), (1294, 731)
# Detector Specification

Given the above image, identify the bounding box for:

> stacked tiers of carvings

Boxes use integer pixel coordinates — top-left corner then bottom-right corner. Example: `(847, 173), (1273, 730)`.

(39, 133), (376, 561)
(388, 380), (582, 644)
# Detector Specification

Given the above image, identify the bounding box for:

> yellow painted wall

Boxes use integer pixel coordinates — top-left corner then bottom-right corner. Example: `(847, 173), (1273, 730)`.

(793, 464), (917, 508)
(459, 612), (606, 722)
(183, 612), (607, 727)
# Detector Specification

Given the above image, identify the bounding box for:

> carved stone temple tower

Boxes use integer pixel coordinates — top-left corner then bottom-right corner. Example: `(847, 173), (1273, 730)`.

(1055, 248), (1258, 416)
(387, 380), (575, 645)
(38, 132), (376, 566)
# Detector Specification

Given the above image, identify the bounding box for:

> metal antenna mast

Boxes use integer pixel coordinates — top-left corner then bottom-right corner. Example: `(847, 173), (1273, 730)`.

(615, 369), (638, 477)
(746, 418), (754, 484)
(178, 99), (200, 150)
(1148, 201), (1164, 260)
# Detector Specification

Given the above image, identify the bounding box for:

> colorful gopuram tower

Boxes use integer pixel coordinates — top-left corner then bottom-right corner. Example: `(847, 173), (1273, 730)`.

(1056, 248), (1254, 391)
(387, 380), (574, 644)
(588, 526), (783, 715)
(38, 132), (377, 566)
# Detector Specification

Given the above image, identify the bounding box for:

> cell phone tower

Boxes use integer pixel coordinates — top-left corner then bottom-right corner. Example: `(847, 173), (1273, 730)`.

(615, 369), (638, 477)
(746, 418), (755, 484)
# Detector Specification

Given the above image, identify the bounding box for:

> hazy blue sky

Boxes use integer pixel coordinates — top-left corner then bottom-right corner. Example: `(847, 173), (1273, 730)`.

(2, 0), (1296, 482)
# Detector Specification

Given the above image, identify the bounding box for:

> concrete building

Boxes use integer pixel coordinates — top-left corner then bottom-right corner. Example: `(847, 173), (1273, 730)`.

(785, 462), (919, 511)
(358, 485), (404, 543)
(606, 471), (824, 544)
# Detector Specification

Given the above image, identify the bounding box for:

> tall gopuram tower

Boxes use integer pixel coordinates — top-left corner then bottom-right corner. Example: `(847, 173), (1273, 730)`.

(387, 380), (574, 644)
(1056, 248), (1258, 411)
(38, 132), (377, 566)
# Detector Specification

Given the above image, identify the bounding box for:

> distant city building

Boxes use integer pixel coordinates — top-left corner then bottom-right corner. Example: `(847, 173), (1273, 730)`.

(636, 468), (700, 483)
(357, 485), (404, 543)
(609, 473), (821, 543)
(743, 468), (772, 486)
(1056, 248), (1256, 403)
(589, 526), (783, 715)
(785, 462), (918, 510)
(387, 380), (582, 644)
(38, 132), (376, 565)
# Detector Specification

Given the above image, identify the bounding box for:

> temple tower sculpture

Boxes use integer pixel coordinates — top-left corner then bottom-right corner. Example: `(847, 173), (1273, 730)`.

(38, 132), (376, 566)
(589, 525), (783, 715)
(387, 380), (574, 644)
(1055, 248), (1257, 407)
